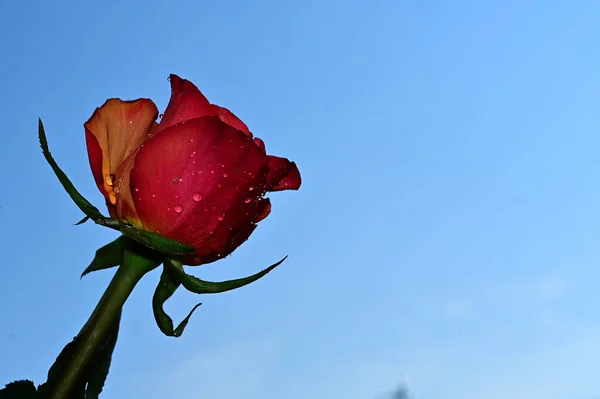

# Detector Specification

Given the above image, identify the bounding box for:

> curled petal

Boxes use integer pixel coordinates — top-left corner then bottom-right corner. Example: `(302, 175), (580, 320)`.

(255, 198), (271, 223)
(253, 137), (265, 152)
(153, 74), (211, 135)
(265, 156), (302, 192)
(212, 106), (251, 137)
(114, 149), (143, 227)
(84, 98), (158, 206)
(153, 74), (252, 138)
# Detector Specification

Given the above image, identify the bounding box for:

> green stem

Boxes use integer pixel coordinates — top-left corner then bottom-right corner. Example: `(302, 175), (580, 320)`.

(49, 239), (160, 399)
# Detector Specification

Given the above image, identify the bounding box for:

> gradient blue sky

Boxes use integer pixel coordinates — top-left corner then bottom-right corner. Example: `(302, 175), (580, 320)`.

(2, 1), (600, 398)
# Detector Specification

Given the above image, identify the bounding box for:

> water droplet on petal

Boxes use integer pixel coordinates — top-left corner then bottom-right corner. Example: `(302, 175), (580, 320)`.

(129, 120), (133, 124)
(167, 207), (171, 211)
(245, 198), (252, 203)
(211, 206), (216, 212)
(174, 204), (183, 213)
(134, 188), (139, 192)
(104, 174), (116, 186)
(223, 173), (228, 178)
(248, 186), (254, 191)
(159, 113), (164, 119)
(217, 183), (222, 188)
(152, 194), (156, 198)
(217, 215), (224, 221)
(192, 192), (202, 202)
(210, 170), (215, 174)
(178, 178), (183, 182)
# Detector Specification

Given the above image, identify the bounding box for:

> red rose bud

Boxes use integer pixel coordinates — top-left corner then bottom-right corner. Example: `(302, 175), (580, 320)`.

(84, 75), (301, 265)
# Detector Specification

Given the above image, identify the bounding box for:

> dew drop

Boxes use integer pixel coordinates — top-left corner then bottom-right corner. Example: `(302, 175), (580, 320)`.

(244, 198), (252, 204)
(192, 192), (202, 202)
(167, 207), (171, 211)
(178, 178), (183, 182)
(217, 183), (222, 188)
(211, 206), (216, 212)
(159, 113), (164, 119)
(152, 194), (156, 198)
(210, 170), (215, 174)
(174, 204), (183, 213)
(217, 215), (224, 221)
(248, 186), (254, 191)
(104, 174), (116, 186)
(134, 187), (139, 192)
(223, 173), (228, 178)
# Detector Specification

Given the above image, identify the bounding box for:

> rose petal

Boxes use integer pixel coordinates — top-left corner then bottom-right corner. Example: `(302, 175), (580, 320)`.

(212, 106), (251, 136)
(255, 198), (272, 222)
(114, 149), (143, 227)
(153, 75), (252, 138)
(152, 74), (211, 135)
(85, 130), (117, 216)
(264, 156), (302, 192)
(253, 137), (265, 152)
(84, 98), (158, 206)
(130, 116), (270, 264)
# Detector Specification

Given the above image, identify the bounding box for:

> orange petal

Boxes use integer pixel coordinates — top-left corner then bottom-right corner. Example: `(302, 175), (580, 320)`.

(114, 148), (144, 227)
(84, 98), (158, 207)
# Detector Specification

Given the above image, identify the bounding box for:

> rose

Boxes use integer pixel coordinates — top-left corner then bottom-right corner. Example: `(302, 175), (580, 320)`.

(84, 74), (301, 265)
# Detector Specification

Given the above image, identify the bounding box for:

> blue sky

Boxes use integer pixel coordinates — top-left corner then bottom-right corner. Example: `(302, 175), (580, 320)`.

(2, 1), (600, 398)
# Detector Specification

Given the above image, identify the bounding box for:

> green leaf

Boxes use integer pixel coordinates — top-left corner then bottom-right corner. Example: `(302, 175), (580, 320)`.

(0, 380), (38, 399)
(166, 256), (287, 295)
(38, 118), (107, 223)
(120, 222), (195, 256)
(81, 236), (125, 278)
(84, 310), (121, 399)
(152, 265), (201, 337)
(37, 338), (86, 399)
(37, 311), (122, 399)
(75, 216), (90, 225)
